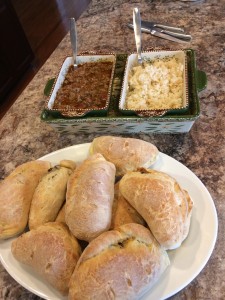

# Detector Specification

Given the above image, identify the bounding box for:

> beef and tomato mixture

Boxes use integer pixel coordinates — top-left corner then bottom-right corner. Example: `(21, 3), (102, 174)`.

(53, 61), (113, 110)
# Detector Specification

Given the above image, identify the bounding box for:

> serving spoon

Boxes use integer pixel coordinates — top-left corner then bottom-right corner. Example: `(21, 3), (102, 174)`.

(133, 7), (143, 64)
(70, 17), (78, 69)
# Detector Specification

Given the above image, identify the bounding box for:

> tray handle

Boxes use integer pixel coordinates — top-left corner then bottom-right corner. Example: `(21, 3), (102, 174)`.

(44, 78), (55, 97)
(196, 70), (207, 92)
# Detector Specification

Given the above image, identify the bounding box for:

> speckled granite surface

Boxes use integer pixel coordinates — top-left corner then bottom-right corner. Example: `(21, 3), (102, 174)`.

(0, 0), (225, 299)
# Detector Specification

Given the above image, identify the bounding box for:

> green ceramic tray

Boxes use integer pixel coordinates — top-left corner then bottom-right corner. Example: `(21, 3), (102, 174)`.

(41, 49), (207, 124)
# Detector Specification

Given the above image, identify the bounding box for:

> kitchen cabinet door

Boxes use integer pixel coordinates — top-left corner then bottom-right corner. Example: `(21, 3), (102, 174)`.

(0, 0), (34, 101)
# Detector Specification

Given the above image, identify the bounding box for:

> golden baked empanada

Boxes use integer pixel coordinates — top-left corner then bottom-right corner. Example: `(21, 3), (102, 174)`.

(89, 136), (159, 176)
(69, 223), (169, 299)
(65, 153), (116, 242)
(29, 165), (72, 229)
(119, 168), (193, 250)
(111, 182), (146, 229)
(0, 160), (50, 239)
(11, 222), (81, 295)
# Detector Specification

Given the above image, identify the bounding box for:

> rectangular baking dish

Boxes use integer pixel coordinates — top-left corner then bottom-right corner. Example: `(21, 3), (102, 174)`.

(45, 52), (116, 118)
(119, 50), (189, 117)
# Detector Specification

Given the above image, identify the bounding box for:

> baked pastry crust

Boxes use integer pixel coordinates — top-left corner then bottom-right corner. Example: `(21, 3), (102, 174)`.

(29, 165), (72, 229)
(0, 160), (51, 239)
(68, 223), (170, 300)
(111, 182), (146, 229)
(56, 203), (66, 223)
(11, 222), (81, 295)
(65, 153), (116, 242)
(119, 168), (193, 250)
(89, 136), (159, 176)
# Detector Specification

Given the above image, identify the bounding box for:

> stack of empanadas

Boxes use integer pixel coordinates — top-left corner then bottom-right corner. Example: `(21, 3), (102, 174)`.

(0, 136), (193, 299)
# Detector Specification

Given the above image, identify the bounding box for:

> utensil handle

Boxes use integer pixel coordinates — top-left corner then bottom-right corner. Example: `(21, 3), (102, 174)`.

(44, 78), (55, 96)
(162, 30), (192, 41)
(155, 24), (185, 33)
(70, 18), (77, 66)
(133, 8), (142, 62)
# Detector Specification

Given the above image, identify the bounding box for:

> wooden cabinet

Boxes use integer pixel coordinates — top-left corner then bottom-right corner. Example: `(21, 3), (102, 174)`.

(0, 0), (34, 101)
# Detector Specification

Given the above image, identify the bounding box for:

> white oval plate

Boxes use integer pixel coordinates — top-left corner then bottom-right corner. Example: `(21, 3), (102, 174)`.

(0, 143), (218, 300)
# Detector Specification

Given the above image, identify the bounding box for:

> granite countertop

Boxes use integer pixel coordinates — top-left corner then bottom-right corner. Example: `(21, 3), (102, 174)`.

(0, 0), (225, 299)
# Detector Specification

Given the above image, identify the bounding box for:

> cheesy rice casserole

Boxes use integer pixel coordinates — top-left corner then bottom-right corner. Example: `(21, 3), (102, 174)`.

(126, 57), (184, 110)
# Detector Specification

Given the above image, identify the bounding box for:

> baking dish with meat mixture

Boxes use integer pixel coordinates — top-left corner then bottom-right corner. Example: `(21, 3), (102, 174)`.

(45, 53), (116, 118)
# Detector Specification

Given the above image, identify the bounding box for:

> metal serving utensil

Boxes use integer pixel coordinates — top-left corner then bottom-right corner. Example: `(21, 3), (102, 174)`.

(127, 23), (192, 43)
(133, 8), (143, 64)
(70, 17), (78, 69)
(141, 21), (185, 33)
(141, 21), (192, 41)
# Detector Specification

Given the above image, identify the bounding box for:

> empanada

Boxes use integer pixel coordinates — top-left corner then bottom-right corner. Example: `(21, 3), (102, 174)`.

(119, 168), (193, 250)
(89, 136), (159, 176)
(69, 223), (169, 299)
(29, 165), (72, 229)
(65, 153), (116, 242)
(111, 182), (145, 229)
(0, 160), (50, 239)
(11, 222), (81, 295)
